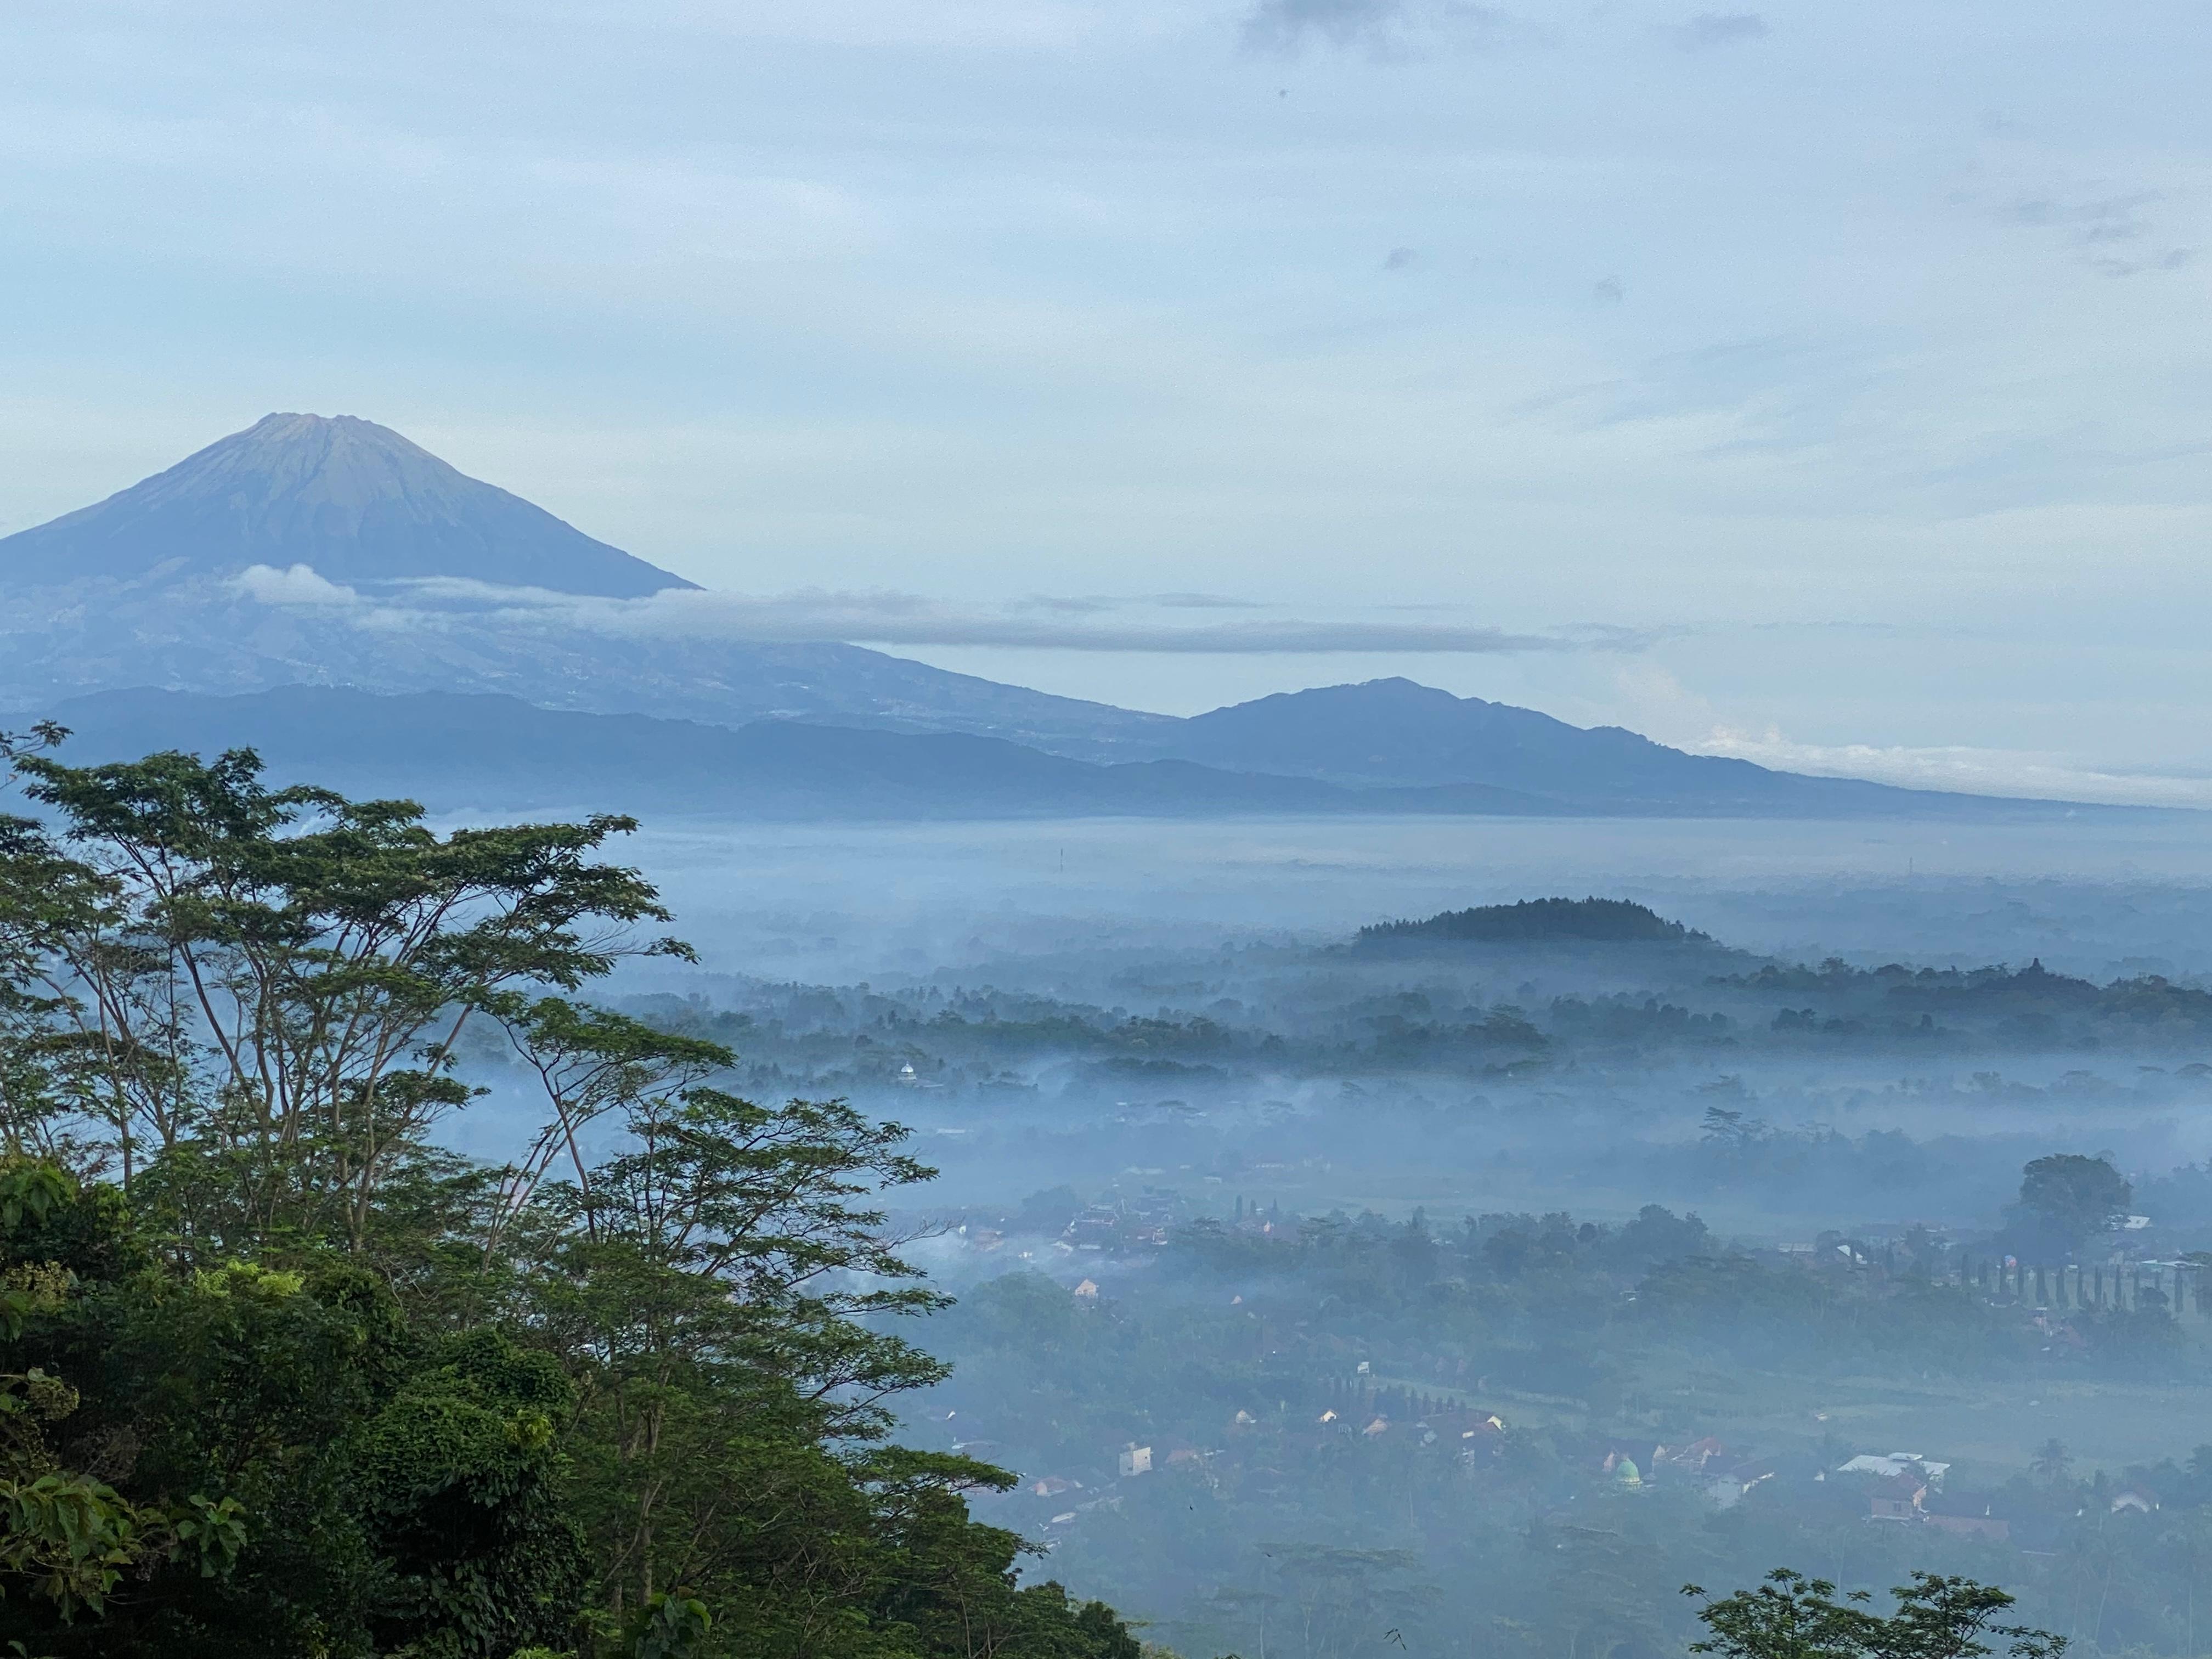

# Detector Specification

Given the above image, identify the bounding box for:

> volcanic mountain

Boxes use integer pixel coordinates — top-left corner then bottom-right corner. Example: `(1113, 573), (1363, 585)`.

(0, 414), (1167, 750)
(0, 414), (2148, 820)
(0, 413), (692, 599)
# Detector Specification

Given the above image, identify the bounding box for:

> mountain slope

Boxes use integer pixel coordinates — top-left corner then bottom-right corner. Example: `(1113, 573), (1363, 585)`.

(1141, 678), (1942, 812)
(0, 414), (1171, 749)
(33, 686), (1506, 819)
(30, 687), (2145, 824)
(0, 604), (1171, 751)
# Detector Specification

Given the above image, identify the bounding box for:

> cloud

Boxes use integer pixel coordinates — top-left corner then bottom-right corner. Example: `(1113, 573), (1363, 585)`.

(1243, 0), (1405, 53)
(1960, 182), (2194, 278)
(1013, 594), (1119, 614)
(564, 588), (1647, 654)
(1669, 13), (1768, 50)
(1240, 0), (1513, 57)
(1614, 664), (2212, 808)
(1003, 591), (1262, 614)
(1696, 725), (2212, 808)
(233, 568), (1648, 656)
(231, 563), (362, 606)
(2094, 247), (2193, 278)
(1152, 592), (1263, 610)
(2006, 190), (2158, 242)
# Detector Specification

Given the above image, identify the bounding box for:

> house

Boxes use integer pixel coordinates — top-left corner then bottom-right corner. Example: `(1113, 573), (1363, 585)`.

(1419, 1408), (1506, 1442)
(1869, 1472), (1926, 1521)
(1669, 1437), (1730, 1471)
(1065, 1207), (1119, 1248)
(1030, 1476), (1080, 1498)
(1073, 1279), (1099, 1300)
(2112, 1486), (2161, 1515)
(1118, 1444), (1153, 1477)
(1923, 1491), (2010, 1541)
(1838, 1452), (1950, 1487)
(1704, 1459), (1778, 1509)
(1362, 1416), (1391, 1437)
(1444, 1409), (1508, 1433)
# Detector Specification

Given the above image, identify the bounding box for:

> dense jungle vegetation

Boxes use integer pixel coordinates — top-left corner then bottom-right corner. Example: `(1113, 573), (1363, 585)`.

(0, 732), (1141, 1658)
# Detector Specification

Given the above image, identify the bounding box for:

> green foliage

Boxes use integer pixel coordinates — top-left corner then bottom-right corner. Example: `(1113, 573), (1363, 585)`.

(1686, 1569), (2064, 1659)
(629, 1592), (710, 1659)
(2014, 1155), (2133, 1257)
(0, 1181), (583, 1656)
(0, 742), (1142, 1659)
(0, 738), (686, 1255)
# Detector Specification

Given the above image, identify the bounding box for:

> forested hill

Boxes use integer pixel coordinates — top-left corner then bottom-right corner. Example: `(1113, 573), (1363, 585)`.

(1357, 896), (1713, 947)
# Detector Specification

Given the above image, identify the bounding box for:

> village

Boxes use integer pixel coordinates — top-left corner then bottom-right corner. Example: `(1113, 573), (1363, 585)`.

(958, 1359), (2172, 1563)
(912, 1156), (2212, 1649)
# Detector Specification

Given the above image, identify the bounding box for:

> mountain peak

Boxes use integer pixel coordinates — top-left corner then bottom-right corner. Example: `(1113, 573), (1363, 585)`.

(0, 413), (696, 599)
(1239, 678), (1485, 712)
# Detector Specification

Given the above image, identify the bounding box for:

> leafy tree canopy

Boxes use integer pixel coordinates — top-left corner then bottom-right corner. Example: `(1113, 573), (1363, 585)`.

(0, 733), (1140, 1659)
(1686, 1570), (2064, 1659)
(2013, 1154), (2132, 1258)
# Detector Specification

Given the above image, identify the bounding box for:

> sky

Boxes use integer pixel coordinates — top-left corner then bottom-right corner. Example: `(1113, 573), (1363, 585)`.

(3, 0), (2209, 803)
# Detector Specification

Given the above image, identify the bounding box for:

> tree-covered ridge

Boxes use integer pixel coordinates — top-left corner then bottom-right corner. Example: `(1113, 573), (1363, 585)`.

(1356, 897), (1711, 946)
(0, 732), (1140, 1659)
(593, 953), (2212, 1112)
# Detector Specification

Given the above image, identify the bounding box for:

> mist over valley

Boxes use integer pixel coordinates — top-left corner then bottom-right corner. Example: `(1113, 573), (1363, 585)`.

(7, 329), (2211, 1657)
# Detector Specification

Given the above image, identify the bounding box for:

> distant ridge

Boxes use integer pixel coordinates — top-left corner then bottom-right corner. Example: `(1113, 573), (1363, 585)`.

(26, 686), (1442, 820)
(28, 687), (2168, 826)
(0, 412), (692, 598)
(1138, 679), (2045, 814)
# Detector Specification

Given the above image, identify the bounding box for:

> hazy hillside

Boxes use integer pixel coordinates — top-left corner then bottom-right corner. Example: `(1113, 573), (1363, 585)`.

(1356, 896), (1714, 946)
(1143, 677), (1915, 810)
(33, 686), (1406, 819)
(35, 686), (2152, 825)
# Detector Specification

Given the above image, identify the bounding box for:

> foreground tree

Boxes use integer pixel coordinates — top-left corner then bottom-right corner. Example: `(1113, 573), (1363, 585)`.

(1, 1154), (582, 1656)
(0, 732), (687, 1255)
(0, 737), (1140, 1658)
(1684, 1570), (2065, 1659)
